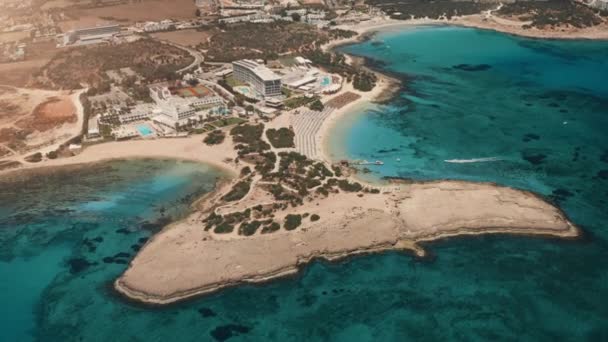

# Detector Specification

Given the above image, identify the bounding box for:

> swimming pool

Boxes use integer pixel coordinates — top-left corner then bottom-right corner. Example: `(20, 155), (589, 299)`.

(136, 124), (153, 136)
(320, 76), (331, 86)
(235, 86), (250, 94)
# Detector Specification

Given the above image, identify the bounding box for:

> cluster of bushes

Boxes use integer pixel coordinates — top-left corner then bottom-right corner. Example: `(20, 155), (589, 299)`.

(261, 221), (281, 234)
(353, 71), (377, 92)
(337, 179), (363, 192)
(265, 127), (295, 148)
(39, 39), (191, 89)
(204, 209), (251, 233)
(202, 22), (333, 62)
(46, 150), (58, 159)
(268, 184), (302, 205)
(308, 99), (325, 111)
(304, 49), (354, 77)
(239, 220), (263, 236)
(203, 130), (225, 145)
(368, 0), (493, 20)
(255, 151), (277, 175)
(498, 0), (604, 29)
(25, 152), (42, 163)
(221, 179), (252, 202)
(284, 214), (302, 231)
(230, 124), (270, 155)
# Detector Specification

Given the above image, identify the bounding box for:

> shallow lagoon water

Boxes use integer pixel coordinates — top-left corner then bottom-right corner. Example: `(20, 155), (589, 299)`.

(1, 26), (608, 341)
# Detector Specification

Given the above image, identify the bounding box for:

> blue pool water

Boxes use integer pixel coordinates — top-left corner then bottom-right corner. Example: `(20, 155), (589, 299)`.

(321, 76), (331, 86)
(136, 124), (154, 137)
(1, 26), (608, 341)
(136, 124), (153, 136)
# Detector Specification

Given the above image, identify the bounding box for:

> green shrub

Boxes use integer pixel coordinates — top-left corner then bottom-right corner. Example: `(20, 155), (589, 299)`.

(240, 166), (251, 176)
(203, 130), (225, 145)
(310, 214), (320, 222)
(25, 152), (42, 163)
(46, 150), (58, 159)
(308, 99), (324, 111)
(353, 71), (377, 92)
(265, 127), (295, 148)
(214, 222), (234, 234)
(222, 179), (251, 202)
(284, 214), (302, 231)
(239, 220), (262, 236)
(261, 222), (281, 234)
(337, 179), (362, 192)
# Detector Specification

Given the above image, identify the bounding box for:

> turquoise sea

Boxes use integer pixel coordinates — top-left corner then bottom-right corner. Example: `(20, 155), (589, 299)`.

(1, 26), (608, 341)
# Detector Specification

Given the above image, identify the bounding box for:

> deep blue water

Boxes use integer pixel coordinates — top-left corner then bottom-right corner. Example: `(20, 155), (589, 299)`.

(1, 26), (608, 341)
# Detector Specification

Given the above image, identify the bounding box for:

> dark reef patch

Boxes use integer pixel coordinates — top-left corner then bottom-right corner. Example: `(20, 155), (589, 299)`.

(549, 188), (574, 203)
(296, 293), (317, 307)
(597, 170), (608, 180)
(522, 152), (547, 165)
(522, 133), (540, 143)
(377, 148), (400, 154)
(601, 150), (608, 163)
(67, 258), (96, 274)
(198, 307), (217, 318)
(452, 64), (492, 71)
(114, 252), (131, 259)
(210, 324), (252, 342)
(115, 228), (131, 235)
(140, 216), (172, 231)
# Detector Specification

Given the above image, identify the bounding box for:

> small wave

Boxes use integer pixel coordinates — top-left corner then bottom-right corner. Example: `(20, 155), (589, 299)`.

(444, 157), (501, 163)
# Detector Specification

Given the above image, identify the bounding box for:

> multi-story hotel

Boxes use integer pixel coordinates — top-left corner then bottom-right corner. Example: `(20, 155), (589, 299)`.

(232, 59), (282, 98)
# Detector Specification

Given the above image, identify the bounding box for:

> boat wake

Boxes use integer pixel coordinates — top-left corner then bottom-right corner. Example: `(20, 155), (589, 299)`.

(444, 157), (501, 163)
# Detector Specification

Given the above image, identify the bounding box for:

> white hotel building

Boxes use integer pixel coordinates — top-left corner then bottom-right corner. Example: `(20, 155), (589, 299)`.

(232, 59), (282, 98)
(149, 86), (224, 128)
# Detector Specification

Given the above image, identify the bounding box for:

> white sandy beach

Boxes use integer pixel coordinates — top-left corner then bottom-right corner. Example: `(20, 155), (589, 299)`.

(0, 133), (240, 177)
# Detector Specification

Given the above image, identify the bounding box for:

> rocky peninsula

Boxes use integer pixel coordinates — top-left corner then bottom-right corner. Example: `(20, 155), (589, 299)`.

(115, 178), (578, 305)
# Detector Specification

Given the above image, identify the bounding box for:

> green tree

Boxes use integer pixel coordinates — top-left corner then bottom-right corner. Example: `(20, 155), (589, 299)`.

(308, 99), (324, 111)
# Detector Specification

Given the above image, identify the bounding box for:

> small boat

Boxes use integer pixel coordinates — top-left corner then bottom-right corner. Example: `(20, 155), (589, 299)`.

(396, 158), (401, 162)
(374, 160), (384, 165)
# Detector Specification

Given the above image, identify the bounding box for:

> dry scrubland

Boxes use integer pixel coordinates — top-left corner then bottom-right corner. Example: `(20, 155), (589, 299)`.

(151, 29), (214, 47)
(0, 87), (77, 155)
(368, 0), (606, 30)
(30, 39), (193, 90)
(0, 41), (60, 88)
(201, 23), (356, 62)
(57, 0), (196, 30)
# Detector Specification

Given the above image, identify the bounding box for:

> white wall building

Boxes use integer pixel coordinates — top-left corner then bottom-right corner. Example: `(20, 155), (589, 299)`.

(61, 24), (121, 46)
(232, 59), (282, 98)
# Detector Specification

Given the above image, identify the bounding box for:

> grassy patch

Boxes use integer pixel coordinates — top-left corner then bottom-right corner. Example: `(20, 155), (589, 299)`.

(284, 96), (316, 109)
(209, 117), (246, 128)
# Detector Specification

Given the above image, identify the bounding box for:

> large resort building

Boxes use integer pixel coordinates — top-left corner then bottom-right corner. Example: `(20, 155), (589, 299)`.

(61, 24), (121, 46)
(232, 59), (282, 98)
